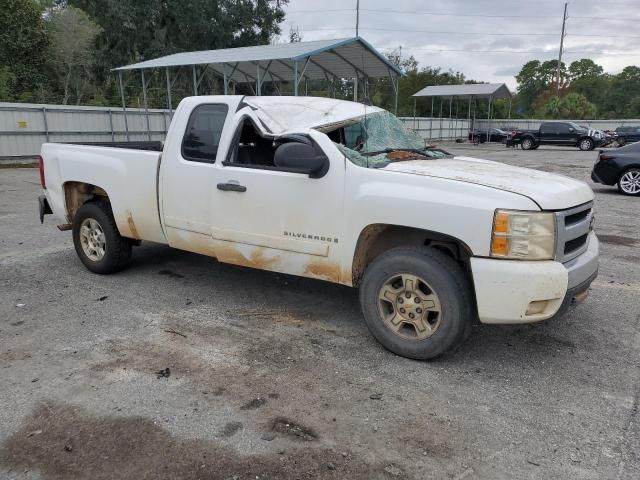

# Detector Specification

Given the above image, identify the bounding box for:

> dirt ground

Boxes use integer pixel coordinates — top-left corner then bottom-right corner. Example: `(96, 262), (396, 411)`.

(0, 143), (638, 479)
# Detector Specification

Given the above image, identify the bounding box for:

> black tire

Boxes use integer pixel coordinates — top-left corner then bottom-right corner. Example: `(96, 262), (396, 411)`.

(578, 137), (595, 151)
(617, 136), (627, 146)
(521, 137), (535, 150)
(72, 200), (132, 274)
(617, 168), (640, 196)
(359, 246), (473, 360)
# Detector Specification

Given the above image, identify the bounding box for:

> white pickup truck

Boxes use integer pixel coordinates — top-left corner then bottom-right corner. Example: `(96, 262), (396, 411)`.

(38, 96), (599, 359)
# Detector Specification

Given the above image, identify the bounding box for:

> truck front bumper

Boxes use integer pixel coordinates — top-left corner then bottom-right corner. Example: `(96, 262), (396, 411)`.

(471, 232), (599, 324)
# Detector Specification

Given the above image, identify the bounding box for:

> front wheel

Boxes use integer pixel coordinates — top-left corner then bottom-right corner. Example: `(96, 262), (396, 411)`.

(618, 168), (640, 196)
(72, 200), (132, 274)
(579, 138), (595, 151)
(617, 136), (627, 146)
(359, 247), (472, 360)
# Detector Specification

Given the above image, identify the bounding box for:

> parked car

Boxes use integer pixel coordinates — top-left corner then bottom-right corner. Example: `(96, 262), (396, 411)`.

(468, 128), (508, 143)
(592, 142), (640, 195)
(614, 126), (640, 146)
(511, 121), (604, 151)
(38, 95), (599, 360)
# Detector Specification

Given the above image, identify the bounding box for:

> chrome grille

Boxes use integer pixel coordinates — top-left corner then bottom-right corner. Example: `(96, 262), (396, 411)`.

(554, 202), (593, 263)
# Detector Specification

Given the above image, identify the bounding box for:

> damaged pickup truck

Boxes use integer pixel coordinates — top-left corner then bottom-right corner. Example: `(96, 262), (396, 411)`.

(38, 96), (599, 359)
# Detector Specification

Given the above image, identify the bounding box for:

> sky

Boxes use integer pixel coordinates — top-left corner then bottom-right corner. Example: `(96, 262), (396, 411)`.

(277, 0), (640, 90)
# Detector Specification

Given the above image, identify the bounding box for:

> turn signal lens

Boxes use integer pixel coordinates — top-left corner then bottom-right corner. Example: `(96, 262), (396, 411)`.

(491, 236), (509, 256)
(491, 210), (556, 260)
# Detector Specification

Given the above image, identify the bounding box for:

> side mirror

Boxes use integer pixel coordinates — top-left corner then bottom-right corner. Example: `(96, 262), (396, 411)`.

(568, 127), (575, 132)
(274, 141), (329, 178)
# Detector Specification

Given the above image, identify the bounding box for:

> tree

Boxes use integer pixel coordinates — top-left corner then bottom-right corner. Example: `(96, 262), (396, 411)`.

(0, 0), (49, 101)
(48, 6), (102, 104)
(515, 59), (567, 114)
(537, 93), (596, 119)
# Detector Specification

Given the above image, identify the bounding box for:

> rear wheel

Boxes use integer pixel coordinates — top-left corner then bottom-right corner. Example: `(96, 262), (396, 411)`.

(579, 138), (595, 151)
(521, 137), (535, 150)
(617, 136), (627, 146)
(72, 200), (132, 274)
(617, 168), (640, 196)
(359, 247), (472, 360)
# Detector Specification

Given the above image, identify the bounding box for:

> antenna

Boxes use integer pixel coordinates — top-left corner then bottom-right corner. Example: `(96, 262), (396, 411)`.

(556, 2), (568, 94)
(356, 0), (360, 37)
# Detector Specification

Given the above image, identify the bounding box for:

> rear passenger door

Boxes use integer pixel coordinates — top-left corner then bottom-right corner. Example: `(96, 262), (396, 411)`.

(160, 99), (238, 254)
(539, 123), (558, 143)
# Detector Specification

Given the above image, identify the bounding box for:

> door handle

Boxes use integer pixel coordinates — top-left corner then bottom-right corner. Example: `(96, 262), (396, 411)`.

(217, 182), (247, 192)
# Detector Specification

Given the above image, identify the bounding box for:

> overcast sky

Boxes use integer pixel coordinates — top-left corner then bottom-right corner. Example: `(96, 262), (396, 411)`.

(277, 0), (640, 90)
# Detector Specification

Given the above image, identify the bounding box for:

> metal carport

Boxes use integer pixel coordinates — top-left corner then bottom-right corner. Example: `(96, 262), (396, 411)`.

(411, 83), (513, 142)
(113, 37), (401, 140)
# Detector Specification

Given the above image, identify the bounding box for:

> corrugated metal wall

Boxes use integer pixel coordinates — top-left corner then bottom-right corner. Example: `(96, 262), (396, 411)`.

(4, 103), (640, 160)
(0, 102), (171, 160)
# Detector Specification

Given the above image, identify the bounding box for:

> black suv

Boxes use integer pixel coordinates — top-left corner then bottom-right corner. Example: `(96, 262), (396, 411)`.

(615, 126), (640, 146)
(511, 122), (604, 151)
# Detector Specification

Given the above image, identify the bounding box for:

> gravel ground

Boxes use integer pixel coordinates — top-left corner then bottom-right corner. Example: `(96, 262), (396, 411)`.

(0, 144), (638, 479)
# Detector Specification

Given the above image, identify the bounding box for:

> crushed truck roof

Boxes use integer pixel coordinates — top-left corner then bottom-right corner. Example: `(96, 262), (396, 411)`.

(243, 96), (384, 134)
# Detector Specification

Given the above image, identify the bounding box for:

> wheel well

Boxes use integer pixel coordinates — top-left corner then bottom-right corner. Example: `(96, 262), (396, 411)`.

(350, 224), (473, 287)
(63, 182), (109, 223)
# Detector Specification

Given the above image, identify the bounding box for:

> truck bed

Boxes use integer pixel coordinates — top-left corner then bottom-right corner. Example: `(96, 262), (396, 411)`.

(40, 143), (167, 244)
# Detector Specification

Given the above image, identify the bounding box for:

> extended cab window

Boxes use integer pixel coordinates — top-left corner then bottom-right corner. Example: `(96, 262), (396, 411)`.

(540, 123), (558, 134)
(181, 104), (228, 163)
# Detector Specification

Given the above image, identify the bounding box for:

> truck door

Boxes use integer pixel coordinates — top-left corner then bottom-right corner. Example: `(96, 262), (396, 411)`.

(160, 99), (239, 255)
(539, 122), (558, 144)
(556, 122), (575, 145)
(209, 113), (347, 284)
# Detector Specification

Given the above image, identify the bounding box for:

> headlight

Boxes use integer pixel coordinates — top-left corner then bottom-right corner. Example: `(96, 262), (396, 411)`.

(491, 210), (556, 260)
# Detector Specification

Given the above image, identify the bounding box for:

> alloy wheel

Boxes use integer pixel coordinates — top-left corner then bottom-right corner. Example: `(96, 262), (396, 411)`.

(377, 273), (442, 340)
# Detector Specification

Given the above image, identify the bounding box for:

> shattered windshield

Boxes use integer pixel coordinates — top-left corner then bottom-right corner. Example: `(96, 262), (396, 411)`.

(328, 111), (452, 168)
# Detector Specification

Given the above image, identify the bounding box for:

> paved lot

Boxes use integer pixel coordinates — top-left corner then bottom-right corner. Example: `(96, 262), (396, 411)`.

(0, 145), (638, 479)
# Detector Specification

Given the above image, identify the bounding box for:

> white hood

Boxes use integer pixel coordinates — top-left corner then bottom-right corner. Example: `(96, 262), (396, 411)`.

(383, 156), (594, 210)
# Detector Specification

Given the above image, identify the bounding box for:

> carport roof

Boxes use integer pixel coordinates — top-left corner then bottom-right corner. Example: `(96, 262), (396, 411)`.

(412, 83), (512, 99)
(112, 37), (402, 82)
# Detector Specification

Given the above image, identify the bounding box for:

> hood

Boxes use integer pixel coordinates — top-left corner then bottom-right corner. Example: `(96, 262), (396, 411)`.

(244, 96), (383, 134)
(383, 156), (594, 210)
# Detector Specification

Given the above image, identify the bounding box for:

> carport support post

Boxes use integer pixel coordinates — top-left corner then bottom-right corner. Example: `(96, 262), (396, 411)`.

(353, 74), (358, 102)
(141, 70), (151, 141)
(192, 65), (198, 95)
(439, 100), (443, 141)
(223, 64), (228, 95)
(256, 61), (262, 96)
(413, 97), (417, 129)
(430, 97), (434, 141)
(118, 71), (130, 141)
(449, 97), (453, 140)
(165, 68), (172, 114)
(486, 95), (492, 143)
(294, 61), (298, 96)
(468, 96), (472, 139)
(508, 97), (512, 120)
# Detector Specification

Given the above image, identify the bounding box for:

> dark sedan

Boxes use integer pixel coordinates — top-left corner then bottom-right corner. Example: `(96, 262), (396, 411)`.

(615, 126), (640, 146)
(591, 142), (640, 195)
(468, 128), (508, 143)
